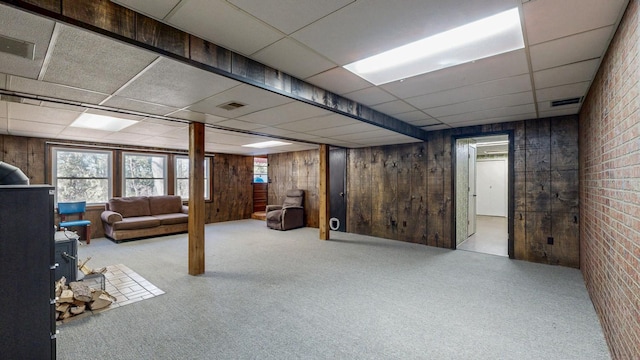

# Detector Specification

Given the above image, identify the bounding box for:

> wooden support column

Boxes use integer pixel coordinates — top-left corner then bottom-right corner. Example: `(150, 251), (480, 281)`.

(188, 122), (205, 275)
(319, 144), (330, 240)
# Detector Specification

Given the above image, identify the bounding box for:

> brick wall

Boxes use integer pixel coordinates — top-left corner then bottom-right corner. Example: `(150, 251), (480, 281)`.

(579, 0), (640, 358)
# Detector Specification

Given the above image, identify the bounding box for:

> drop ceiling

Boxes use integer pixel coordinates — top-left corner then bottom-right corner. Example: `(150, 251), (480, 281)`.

(0, 0), (630, 154)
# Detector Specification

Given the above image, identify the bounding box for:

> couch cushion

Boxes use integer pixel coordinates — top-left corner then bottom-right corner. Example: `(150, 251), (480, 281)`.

(153, 213), (189, 225)
(108, 197), (151, 218)
(149, 195), (183, 215)
(111, 216), (161, 230)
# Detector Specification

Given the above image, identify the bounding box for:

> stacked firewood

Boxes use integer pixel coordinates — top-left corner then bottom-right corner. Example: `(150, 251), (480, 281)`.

(54, 258), (115, 321)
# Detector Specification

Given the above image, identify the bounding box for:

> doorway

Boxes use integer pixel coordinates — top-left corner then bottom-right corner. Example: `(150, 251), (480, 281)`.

(455, 134), (510, 257)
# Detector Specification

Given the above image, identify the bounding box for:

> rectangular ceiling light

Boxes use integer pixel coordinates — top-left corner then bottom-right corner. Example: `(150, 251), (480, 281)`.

(344, 8), (524, 85)
(71, 113), (138, 131)
(242, 140), (291, 148)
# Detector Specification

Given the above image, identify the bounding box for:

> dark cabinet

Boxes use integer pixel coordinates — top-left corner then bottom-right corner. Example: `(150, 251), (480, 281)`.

(0, 185), (56, 359)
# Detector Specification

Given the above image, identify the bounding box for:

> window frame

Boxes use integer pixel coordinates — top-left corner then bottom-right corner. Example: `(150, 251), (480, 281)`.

(51, 146), (113, 205)
(174, 155), (212, 201)
(121, 151), (169, 197)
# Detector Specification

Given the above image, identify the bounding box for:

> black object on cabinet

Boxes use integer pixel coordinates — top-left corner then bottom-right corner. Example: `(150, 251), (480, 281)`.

(0, 185), (56, 359)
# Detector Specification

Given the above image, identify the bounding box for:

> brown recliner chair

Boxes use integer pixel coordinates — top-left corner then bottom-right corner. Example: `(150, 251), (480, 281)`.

(266, 189), (305, 230)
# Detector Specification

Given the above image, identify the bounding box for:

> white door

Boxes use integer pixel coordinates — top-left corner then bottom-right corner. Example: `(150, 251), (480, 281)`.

(467, 144), (477, 236)
(476, 159), (508, 217)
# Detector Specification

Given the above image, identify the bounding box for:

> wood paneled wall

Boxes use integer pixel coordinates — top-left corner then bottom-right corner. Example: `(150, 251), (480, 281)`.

(0, 134), (254, 239)
(267, 150), (319, 228)
(209, 154), (253, 223)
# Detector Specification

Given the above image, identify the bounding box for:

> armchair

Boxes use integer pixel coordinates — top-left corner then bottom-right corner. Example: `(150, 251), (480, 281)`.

(266, 189), (304, 230)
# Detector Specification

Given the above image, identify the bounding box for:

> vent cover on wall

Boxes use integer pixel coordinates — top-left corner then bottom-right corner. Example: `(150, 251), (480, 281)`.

(550, 97), (583, 107)
(0, 34), (35, 60)
(217, 102), (246, 111)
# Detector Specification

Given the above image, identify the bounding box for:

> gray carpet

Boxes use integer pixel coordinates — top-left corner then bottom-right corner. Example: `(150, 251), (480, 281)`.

(57, 220), (609, 359)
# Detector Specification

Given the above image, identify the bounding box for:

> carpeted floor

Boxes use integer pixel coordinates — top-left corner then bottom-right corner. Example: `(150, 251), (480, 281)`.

(57, 219), (609, 359)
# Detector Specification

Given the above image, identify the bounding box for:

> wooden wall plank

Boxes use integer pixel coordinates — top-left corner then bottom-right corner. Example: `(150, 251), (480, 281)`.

(525, 170), (551, 212)
(26, 137), (45, 184)
(426, 133), (444, 247)
(232, 54), (266, 85)
(442, 132), (453, 249)
(189, 36), (232, 73)
(551, 169), (579, 213)
(22, 0), (60, 13)
(397, 144), (412, 242)
(319, 144), (329, 240)
(550, 212), (580, 267)
(63, 0), (135, 38)
(371, 147), (398, 238)
(135, 14), (189, 57)
(346, 147), (372, 235)
(525, 211), (551, 263)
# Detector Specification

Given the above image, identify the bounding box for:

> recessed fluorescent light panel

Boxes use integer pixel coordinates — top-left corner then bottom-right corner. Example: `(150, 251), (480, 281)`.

(344, 8), (524, 85)
(71, 113), (138, 131)
(242, 140), (291, 148)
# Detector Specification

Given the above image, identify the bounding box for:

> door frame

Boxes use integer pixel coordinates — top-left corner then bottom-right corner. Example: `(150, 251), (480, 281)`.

(451, 130), (514, 259)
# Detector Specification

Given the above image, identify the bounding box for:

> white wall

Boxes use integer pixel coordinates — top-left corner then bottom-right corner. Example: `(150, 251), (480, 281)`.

(476, 159), (507, 217)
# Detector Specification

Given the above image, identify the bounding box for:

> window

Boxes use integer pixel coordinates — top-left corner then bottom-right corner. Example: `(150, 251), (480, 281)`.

(253, 157), (268, 183)
(52, 147), (112, 204)
(123, 153), (167, 197)
(175, 156), (211, 200)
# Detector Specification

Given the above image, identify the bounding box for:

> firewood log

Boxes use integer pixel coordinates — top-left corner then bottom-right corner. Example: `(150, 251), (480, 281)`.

(59, 290), (74, 303)
(70, 305), (86, 315)
(69, 282), (92, 302)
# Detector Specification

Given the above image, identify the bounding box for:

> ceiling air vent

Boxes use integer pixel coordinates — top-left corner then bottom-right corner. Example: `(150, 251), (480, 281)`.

(0, 34), (35, 60)
(550, 97), (582, 107)
(217, 101), (246, 111)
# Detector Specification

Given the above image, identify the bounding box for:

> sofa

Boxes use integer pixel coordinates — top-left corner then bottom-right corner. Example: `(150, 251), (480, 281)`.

(101, 195), (188, 242)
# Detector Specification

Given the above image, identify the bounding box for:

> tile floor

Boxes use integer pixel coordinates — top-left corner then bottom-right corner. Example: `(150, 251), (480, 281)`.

(100, 264), (165, 309)
(457, 215), (508, 256)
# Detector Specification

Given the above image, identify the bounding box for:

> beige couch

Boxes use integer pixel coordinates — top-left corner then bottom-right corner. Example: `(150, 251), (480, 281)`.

(101, 195), (188, 242)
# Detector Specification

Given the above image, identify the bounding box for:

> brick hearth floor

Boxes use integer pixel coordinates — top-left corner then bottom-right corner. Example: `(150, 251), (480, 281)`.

(100, 263), (165, 308)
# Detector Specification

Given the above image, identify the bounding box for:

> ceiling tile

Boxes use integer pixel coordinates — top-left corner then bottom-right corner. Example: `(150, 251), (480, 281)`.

(311, 122), (379, 137)
(111, 0), (181, 20)
(9, 119), (65, 135)
(438, 104), (536, 124)
(539, 107), (582, 118)
(252, 127), (297, 137)
(0, 101), (6, 117)
(119, 120), (187, 136)
(533, 59), (600, 89)
(189, 84), (294, 117)
(0, 117), (7, 134)
(43, 24), (158, 94)
(305, 67), (372, 95)
(166, 0), (284, 56)
(442, 113), (534, 128)
(393, 111), (433, 122)
(407, 118), (442, 127)
(237, 101), (331, 126)
(371, 100), (417, 115)
(217, 119), (267, 131)
(291, 0), (515, 65)
(229, 0), (354, 34)
(252, 38), (336, 79)
(331, 128), (397, 141)
(115, 57), (241, 108)
(100, 96), (178, 116)
(535, 82), (591, 102)
(537, 101), (581, 113)
(343, 87), (396, 106)
(8, 76), (109, 105)
(8, 102), (80, 125)
(167, 110), (227, 124)
(58, 127), (112, 139)
(407, 74), (532, 110)
(425, 92), (534, 118)
(381, 50), (530, 99)
(530, 26), (613, 71)
(0, 74), (6, 89)
(102, 131), (152, 143)
(276, 113), (359, 132)
(0, 5), (55, 79)
(524, 0), (627, 45)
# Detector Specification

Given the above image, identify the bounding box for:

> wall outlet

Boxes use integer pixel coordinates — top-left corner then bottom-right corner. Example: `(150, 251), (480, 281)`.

(547, 237), (554, 245)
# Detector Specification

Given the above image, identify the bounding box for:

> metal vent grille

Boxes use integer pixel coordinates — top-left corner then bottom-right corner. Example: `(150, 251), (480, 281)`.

(550, 97), (582, 107)
(217, 102), (246, 111)
(0, 35), (35, 60)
